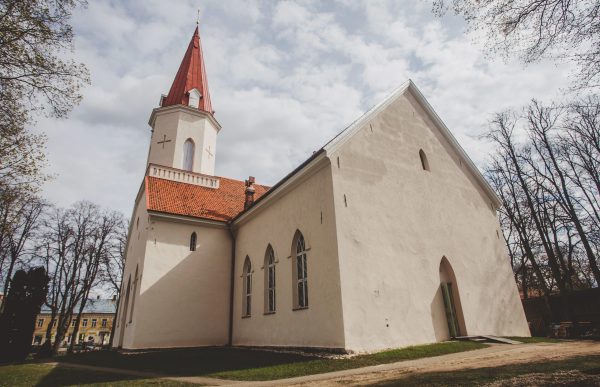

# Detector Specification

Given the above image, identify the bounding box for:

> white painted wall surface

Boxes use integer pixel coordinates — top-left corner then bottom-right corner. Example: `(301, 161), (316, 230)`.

(232, 163), (346, 350)
(330, 89), (530, 352)
(114, 188), (149, 349)
(125, 217), (231, 349)
(147, 106), (219, 176)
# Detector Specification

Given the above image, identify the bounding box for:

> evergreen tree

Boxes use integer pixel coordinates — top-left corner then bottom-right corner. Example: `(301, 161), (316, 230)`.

(0, 267), (49, 362)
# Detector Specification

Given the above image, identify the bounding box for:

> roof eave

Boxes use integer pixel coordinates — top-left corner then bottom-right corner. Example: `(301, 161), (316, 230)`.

(231, 150), (327, 226)
(148, 104), (222, 132)
(147, 209), (229, 228)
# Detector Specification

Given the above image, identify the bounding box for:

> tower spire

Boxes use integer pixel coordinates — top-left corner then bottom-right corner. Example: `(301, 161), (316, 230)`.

(162, 25), (213, 114)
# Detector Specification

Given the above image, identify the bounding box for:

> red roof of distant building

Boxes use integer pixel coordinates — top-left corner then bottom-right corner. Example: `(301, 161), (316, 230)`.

(162, 26), (213, 113)
(145, 176), (269, 222)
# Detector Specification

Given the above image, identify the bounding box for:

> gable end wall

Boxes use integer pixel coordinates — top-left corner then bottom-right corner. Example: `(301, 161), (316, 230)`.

(330, 90), (529, 352)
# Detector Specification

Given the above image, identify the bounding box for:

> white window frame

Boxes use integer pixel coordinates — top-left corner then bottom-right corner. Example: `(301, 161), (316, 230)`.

(190, 232), (197, 251)
(242, 257), (252, 317)
(82, 319), (88, 327)
(265, 245), (276, 313)
(294, 232), (308, 309)
(182, 138), (195, 172)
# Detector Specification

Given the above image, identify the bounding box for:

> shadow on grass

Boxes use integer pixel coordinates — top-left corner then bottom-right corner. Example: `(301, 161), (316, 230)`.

(38, 364), (140, 386)
(53, 346), (319, 377)
(0, 363), (188, 387)
(48, 341), (486, 381)
(370, 354), (600, 387)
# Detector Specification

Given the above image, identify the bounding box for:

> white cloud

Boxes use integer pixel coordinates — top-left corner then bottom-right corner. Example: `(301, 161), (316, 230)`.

(37, 0), (577, 215)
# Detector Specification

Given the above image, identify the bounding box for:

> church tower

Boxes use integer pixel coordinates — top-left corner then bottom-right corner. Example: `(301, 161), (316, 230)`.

(147, 26), (220, 176)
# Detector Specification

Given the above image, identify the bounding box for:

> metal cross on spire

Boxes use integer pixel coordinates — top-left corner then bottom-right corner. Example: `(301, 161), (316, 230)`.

(196, 9), (200, 25)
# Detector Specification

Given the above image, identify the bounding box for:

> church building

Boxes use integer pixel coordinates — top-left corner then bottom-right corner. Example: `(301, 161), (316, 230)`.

(112, 26), (529, 353)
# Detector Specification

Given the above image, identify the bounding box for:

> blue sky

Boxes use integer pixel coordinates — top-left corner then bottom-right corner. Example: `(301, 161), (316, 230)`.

(36, 0), (574, 215)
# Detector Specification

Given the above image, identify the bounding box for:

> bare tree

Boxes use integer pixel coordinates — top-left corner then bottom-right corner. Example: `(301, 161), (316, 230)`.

(38, 202), (122, 355)
(434, 0), (600, 89)
(523, 101), (600, 284)
(0, 0), (90, 122)
(67, 206), (121, 354)
(485, 97), (600, 311)
(1, 0), (89, 194)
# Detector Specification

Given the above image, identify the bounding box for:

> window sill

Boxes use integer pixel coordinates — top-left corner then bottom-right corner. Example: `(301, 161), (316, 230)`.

(263, 311), (276, 316)
(241, 315), (251, 319)
(292, 306), (309, 311)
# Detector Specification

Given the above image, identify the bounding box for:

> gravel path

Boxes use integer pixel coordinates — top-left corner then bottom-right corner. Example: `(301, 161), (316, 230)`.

(228, 341), (600, 387)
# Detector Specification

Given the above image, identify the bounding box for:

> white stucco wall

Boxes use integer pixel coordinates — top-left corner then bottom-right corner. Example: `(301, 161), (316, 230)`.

(147, 107), (219, 176)
(330, 90), (530, 352)
(115, 184), (232, 350)
(128, 217), (231, 349)
(114, 188), (150, 349)
(232, 162), (346, 350)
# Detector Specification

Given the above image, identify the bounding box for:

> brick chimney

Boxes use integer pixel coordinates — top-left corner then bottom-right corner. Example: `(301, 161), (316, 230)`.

(244, 176), (256, 210)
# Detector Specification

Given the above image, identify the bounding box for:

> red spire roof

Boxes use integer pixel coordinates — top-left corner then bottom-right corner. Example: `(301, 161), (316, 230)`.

(162, 26), (213, 113)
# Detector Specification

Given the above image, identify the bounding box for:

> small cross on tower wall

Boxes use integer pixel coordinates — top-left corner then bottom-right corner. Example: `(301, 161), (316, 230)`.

(205, 145), (214, 158)
(157, 134), (172, 149)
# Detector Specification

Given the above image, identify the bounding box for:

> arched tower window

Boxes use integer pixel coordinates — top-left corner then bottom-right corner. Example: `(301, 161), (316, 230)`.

(419, 149), (430, 171)
(292, 231), (308, 309)
(190, 232), (197, 251)
(183, 139), (195, 171)
(264, 245), (276, 313)
(242, 256), (252, 317)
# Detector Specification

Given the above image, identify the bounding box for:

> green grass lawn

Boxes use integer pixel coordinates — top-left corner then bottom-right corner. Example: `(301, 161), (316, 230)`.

(0, 363), (194, 387)
(51, 341), (486, 381)
(370, 354), (600, 386)
(505, 336), (563, 344)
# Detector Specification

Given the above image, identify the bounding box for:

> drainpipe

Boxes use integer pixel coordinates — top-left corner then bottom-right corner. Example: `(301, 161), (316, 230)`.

(227, 223), (236, 346)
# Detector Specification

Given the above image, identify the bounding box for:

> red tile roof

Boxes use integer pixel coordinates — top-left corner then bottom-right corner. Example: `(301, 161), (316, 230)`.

(145, 176), (269, 222)
(163, 26), (213, 113)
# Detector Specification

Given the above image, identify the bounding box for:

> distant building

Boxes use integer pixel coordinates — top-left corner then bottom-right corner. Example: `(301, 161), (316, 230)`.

(32, 298), (117, 347)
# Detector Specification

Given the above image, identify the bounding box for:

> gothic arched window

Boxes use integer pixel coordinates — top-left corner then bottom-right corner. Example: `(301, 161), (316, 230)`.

(419, 149), (430, 171)
(242, 256), (252, 317)
(190, 232), (197, 252)
(183, 139), (195, 171)
(264, 245), (276, 313)
(292, 231), (308, 309)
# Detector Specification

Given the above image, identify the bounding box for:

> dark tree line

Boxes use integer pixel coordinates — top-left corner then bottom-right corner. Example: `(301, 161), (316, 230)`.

(485, 97), (600, 320)
(0, 267), (48, 362)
